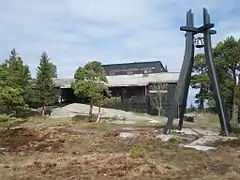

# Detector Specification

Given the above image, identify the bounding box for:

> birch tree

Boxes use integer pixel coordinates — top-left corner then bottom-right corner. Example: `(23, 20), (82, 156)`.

(149, 83), (168, 116)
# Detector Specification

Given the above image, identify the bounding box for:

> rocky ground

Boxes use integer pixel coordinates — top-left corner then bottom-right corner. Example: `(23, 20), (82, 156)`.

(0, 104), (240, 179)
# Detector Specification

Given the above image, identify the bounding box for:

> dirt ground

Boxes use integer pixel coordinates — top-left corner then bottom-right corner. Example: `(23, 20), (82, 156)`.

(0, 118), (240, 180)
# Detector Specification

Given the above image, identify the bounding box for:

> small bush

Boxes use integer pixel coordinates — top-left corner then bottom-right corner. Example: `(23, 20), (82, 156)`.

(129, 145), (146, 158)
(0, 115), (10, 122)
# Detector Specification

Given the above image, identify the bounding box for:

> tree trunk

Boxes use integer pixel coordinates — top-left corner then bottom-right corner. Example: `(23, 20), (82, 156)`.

(231, 91), (239, 126)
(199, 88), (204, 109)
(96, 105), (102, 123)
(158, 94), (162, 116)
(42, 106), (45, 116)
(158, 107), (161, 116)
(89, 102), (93, 121)
(231, 71), (238, 125)
(199, 69), (205, 109)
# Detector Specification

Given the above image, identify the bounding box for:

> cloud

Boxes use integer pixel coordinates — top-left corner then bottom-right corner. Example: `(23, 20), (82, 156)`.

(0, 0), (240, 106)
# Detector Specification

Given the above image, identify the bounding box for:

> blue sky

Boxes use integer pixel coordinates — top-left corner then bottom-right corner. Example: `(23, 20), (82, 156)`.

(0, 0), (240, 106)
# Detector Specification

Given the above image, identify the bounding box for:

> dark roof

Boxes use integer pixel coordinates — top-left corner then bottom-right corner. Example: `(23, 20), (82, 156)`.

(102, 61), (166, 75)
(102, 61), (164, 67)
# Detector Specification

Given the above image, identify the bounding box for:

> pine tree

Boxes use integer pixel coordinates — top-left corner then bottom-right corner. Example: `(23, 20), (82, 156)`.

(50, 62), (57, 78)
(214, 36), (240, 124)
(3, 49), (31, 90)
(191, 36), (240, 123)
(0, 49), (30, 116)
(35, 52), (57, 109)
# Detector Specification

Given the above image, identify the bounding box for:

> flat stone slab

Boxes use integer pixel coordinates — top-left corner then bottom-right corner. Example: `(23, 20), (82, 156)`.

(156, 134), (175, 141)
(182, 144), (217, 151)
(174, 128), (199, 135)
(122, 127), (135, 131)
(119, 132), (135, 138)
(181, 136), (238, 151)
(192, 129), (219, 136)
(189, 136), (238, 146)
(149, 120), (159, 124)
(108, 120), (136, 125)
(173, 128), (219, 136)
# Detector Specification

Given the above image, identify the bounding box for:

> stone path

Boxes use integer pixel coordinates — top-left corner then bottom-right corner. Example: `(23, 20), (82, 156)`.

(117, 127), (238, 151)
(172, 128), (237, 151)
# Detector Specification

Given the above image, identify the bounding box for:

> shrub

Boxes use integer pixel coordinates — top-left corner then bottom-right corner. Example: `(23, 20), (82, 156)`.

(129, 145), (146, 158)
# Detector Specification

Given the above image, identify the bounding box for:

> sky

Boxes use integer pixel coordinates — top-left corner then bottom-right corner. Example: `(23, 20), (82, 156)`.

(0, 0), (240, 106)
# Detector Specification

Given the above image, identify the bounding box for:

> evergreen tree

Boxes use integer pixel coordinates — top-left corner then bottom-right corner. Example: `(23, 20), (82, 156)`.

(214, 36), (240, 123)
(35, 52), (57, 109)
(3, 49), (31, 90)
(50, 62), (57, 78)
(191, 36), (240, 124)
(0, 49), (30, 116)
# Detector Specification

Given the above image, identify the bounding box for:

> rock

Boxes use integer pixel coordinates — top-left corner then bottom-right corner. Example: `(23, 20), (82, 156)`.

(43, 106), (52, 116)
(108, 120), (136, 125)
(119, 132), (135, 138)
(181, 135), (238, 151)
(156, 134), (175, 141)
(149, 120), (159, 123)
(183, 114), (195, 122)
(191, 129), (219, 136)
(51, 103), (156, 122)
(189, 136), (219, 146)
(173, 128), (199, 135)
(173, 128), (219, 136)
(189, 136), (238, 146)
(122, 127), (135, 131)
(182, 144), (217, 151)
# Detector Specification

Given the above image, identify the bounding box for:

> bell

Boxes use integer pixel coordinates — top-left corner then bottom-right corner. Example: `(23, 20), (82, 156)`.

(195, 37), (204, 48)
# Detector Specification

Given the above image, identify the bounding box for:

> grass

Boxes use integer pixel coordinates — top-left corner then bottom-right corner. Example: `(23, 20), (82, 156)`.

(185, 113), (221, 130)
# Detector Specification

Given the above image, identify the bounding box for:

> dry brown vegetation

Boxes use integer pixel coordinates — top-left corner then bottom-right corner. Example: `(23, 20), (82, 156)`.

(0, 117), (240, 180)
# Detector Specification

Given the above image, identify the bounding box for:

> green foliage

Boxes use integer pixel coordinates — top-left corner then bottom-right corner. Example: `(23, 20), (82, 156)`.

(49, 62), (58, 78)
(35, 52), (57, 107)
(2, 49), (31, 89)
(0, 49), (57, 115)
(214, 37), (240, 115)
(72, 61), (114, 116)
(129, 145), (146, 158)
(25, 79), (42, 108)
(191, 36), (240, 119)
(0, 49), (30, 117)
(0, 115), (10, 122)
(0, 86), (28, 116)
(104, 96), (121, 105)
(191, 53), (211, 109)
